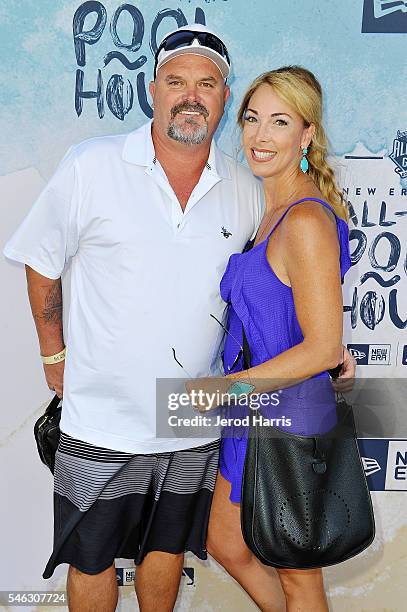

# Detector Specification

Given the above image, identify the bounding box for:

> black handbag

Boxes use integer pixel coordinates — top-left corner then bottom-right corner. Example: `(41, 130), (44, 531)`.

(240, 327), (375, 569)
(33, 394), (62, 474)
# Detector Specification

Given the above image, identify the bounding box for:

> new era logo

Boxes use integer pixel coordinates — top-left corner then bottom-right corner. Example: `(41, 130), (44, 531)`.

(362, 0), (407, 32)
(347, 344), (391, 365)
(374, 0), (407, 18)
(362, 457), (382, 477)
(115, 568), (135, 585)
(349, 347), (367, 362)
(348, 344), (369, 364)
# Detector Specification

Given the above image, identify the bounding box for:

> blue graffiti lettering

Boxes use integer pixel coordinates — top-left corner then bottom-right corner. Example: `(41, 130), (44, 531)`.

(136, 72), (153, 118)
(368, 232), (400, 272)
(103, 52), (147, 70)
(360, 272), (400, 287)
(361, 201), (375, 227)
(360, 291), (385, 330)
(389, 289), (407, 329)
(106, 74), (134, 120)
(379, 202), (396, 226)
(150, 9), (188, 55)
(110, 3), (144, 51)
(349, 229), (367, 264)
(75, 68), (104, 117)
(74, 3), (208, 119)
(73, 1), (107, 67)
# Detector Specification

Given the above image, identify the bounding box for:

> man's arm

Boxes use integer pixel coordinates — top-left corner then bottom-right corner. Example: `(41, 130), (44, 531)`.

(25, 265), (65, 398)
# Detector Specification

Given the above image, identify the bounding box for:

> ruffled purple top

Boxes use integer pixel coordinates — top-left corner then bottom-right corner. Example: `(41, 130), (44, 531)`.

(219, 198), (352, 502)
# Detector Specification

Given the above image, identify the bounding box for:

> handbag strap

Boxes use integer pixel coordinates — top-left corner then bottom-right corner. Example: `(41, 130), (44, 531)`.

(242, 324), (252, 370)
(45, 394), (62, 415)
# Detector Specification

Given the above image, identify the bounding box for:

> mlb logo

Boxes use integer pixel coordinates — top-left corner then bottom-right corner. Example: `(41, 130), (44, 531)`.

(368, 344), (391, 365)
(402, 345), (407, 366)
(390, 131), (407, 178)
(362, 0), (407, 32)
(385, 441), (407, 490)
(347, 344), (369, 365)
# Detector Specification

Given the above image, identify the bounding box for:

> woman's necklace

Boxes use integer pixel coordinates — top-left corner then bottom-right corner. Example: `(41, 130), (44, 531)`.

(254, 208), (282, 245)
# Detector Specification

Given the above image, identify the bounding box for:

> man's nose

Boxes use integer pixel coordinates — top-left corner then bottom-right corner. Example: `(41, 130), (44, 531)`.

(183, 84), (201, 103)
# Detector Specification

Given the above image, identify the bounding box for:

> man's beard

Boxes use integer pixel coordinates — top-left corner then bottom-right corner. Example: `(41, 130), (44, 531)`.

(167, 102), (209, 145)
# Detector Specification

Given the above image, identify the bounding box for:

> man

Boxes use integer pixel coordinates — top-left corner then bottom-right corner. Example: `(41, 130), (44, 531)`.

(4, 24), (355, 612)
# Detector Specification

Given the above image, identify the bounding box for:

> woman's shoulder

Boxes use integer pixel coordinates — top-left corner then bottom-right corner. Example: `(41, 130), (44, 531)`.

(283, 194), (337, 234)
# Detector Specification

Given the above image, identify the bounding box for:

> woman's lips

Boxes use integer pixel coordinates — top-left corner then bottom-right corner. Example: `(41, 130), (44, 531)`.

(251, 148), (276, 162)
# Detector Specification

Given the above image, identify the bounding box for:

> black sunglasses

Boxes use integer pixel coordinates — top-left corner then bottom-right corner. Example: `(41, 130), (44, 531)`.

(154, 30), (230, 78)
(172, 312), (243, 380)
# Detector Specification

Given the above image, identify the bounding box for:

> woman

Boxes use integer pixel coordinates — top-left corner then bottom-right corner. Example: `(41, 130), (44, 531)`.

(204, 66), (352, 611)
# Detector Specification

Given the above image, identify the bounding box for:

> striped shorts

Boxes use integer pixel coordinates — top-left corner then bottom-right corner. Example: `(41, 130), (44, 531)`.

(43, 432), (220, 578)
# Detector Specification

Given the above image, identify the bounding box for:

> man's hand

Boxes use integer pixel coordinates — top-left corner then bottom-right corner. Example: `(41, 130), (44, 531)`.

(43, 361), (65, 398)
(331, 346), (356, 393)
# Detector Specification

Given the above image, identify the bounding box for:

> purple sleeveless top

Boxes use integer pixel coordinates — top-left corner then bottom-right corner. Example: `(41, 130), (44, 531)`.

(219, 198), (352, 503)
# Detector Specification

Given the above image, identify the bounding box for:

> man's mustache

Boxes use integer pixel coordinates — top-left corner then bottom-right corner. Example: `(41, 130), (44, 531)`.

(170, 102), (209, 119)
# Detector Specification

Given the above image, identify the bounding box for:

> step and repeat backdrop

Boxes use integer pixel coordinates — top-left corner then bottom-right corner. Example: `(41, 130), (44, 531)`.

(1, 1), (406, 610)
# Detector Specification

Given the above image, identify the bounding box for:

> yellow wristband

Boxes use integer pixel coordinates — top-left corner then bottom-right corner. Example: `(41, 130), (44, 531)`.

(41, 347), (66, 364)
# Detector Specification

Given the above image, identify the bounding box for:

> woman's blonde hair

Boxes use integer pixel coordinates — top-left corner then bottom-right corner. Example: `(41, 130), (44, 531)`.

(237, 66), (348, 221)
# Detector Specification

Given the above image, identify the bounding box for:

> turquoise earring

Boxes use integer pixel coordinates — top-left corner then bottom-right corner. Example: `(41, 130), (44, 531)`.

(300, 147), (309, 173)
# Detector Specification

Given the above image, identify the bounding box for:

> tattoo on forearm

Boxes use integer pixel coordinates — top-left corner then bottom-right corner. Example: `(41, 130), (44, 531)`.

(41, 282), (63, 325)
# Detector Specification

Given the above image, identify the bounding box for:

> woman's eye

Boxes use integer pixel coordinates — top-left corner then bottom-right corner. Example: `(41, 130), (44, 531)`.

(275, 119), (288, 126)
(244, 114), (257, 123)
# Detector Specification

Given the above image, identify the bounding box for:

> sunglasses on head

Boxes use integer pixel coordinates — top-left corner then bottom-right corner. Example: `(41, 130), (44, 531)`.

(154, 30), (230, 78)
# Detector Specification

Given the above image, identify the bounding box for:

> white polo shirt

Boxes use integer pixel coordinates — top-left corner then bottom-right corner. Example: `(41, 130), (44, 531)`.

(4, 120), (263, 453)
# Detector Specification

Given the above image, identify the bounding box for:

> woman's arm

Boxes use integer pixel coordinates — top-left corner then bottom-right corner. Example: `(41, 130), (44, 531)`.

(228, 202), (344, 393)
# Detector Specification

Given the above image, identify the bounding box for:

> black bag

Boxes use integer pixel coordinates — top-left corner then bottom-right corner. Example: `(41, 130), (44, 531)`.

(33, 394), (62, 474)
(240, 327), (375, 569)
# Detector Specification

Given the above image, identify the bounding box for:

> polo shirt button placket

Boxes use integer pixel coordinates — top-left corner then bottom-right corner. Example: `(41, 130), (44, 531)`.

(173, 203), (183, 232)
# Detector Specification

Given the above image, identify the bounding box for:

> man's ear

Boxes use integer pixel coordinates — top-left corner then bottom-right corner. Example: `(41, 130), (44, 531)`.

(224, 84), (231, 105)
(149, 81), (155, 105)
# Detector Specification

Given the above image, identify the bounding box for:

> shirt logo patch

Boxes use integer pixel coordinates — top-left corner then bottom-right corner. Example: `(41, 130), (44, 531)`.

(221, 226), (232, 238)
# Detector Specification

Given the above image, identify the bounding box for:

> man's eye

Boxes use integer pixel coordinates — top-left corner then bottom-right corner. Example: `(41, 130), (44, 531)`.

(200, 82), (214, 88)
(169, 81), (182, 86)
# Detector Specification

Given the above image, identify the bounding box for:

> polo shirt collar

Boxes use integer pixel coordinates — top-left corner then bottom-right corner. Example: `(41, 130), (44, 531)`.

(207, 136), (231, 180)
(122, 120), (231, 180)
(122, 119), (155, 167)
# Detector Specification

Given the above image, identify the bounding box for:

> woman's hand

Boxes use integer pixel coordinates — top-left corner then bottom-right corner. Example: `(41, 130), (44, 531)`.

(331, 346), (356, 393)
(185, 376), (232, 413)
